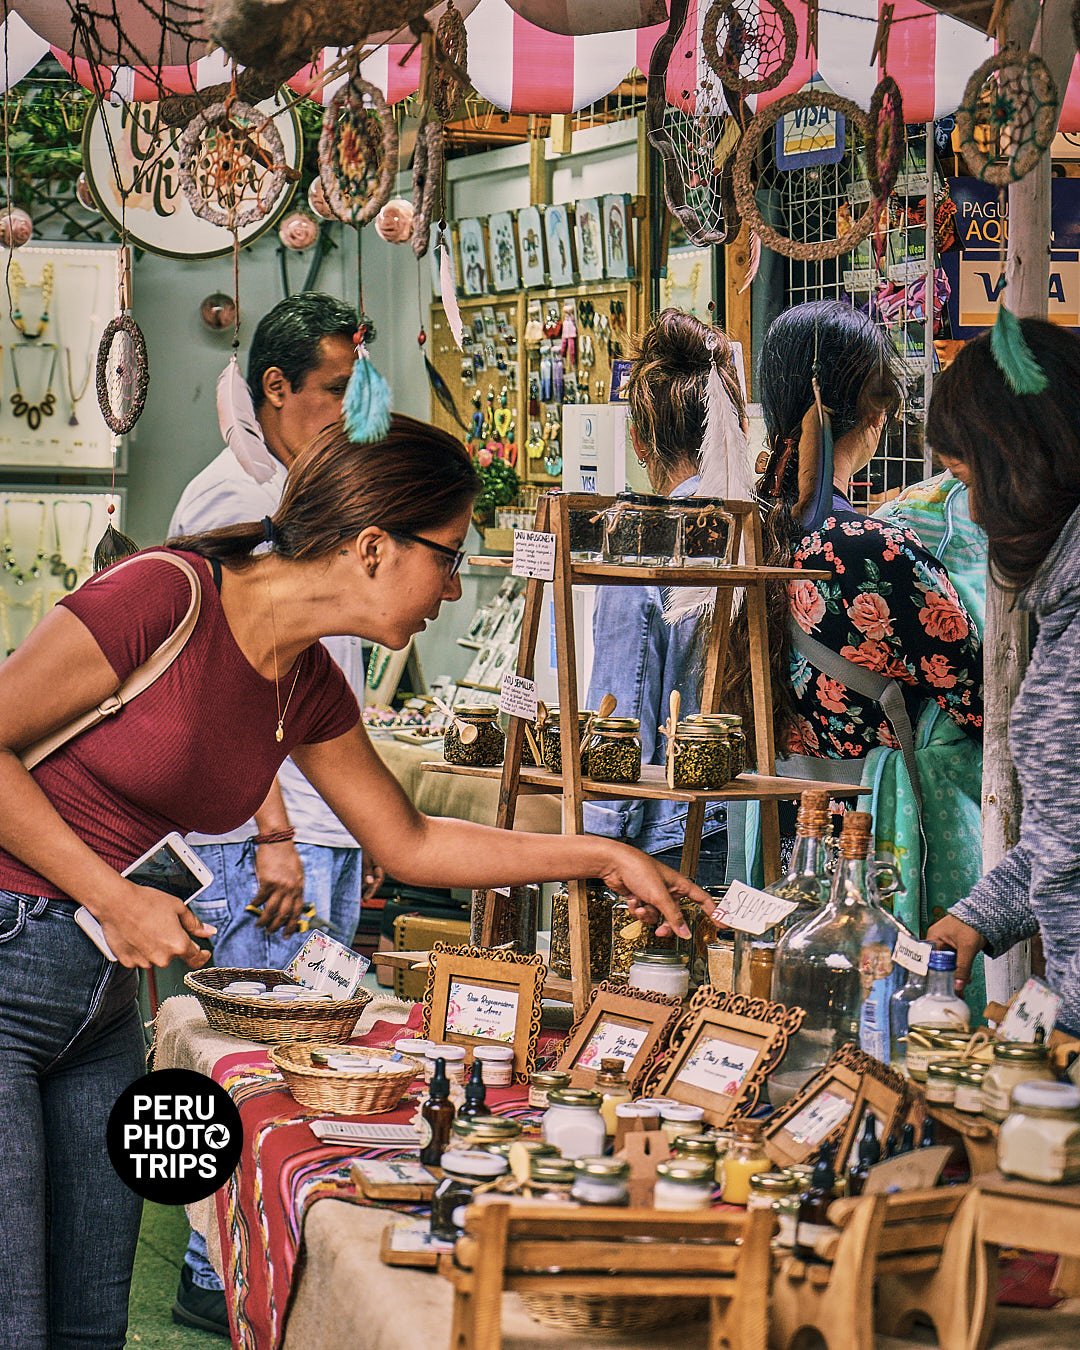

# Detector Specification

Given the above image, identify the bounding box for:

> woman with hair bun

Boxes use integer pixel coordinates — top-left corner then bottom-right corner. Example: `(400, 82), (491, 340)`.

(584, 308), (751, 885)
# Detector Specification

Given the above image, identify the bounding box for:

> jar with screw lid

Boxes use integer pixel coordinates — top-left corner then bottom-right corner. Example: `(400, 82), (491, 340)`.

(982, 1041), (1056, 1122)
(450, 1115), (522, 1150)
(628, 951), (689, 1000)
(747, 1171), (801, 1245)
(542, 1088), (606, 1159)
(430, 1150), (509, 1242)
(654, 1159), (714, 1210)
(572, 1156), (631, 1206)
(925, 1059), (965, 1106)
(529, 1070), (570, 1110)
(443, 706), (505, 768)
(954, 1064), (989, 1115)
(999, 1081), (1080, 1184)
(585, 716), (642, 784)
(550, 882), (615, 980)
(530, 1156), (576, 1199)
(540, 708), (591, 774)
(671, 720), (731, 790)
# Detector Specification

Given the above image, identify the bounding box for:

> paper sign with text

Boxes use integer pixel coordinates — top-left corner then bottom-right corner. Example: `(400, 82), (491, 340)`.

(285, 932), (369, 1000)
(499, 672), (538, 721)
(445, 980), (519, 1042)
(786, 1089), (853, 1147)
(893, 930), (932, 976)
(999, 977), (1062, 1043)
(576, 1018), (649, 1071)
(676, 1033), (758, 1096)
(710, 879), (800, 935)
(512, 530), (556, 580)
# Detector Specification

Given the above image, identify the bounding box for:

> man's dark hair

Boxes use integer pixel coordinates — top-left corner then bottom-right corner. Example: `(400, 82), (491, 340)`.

(247, 292), (357, 410)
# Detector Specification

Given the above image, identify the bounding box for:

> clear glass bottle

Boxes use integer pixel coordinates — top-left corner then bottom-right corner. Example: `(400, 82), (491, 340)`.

(771, 811), (904, 1085)
(907, 949), (971, 1031)
(889, 968), (928, 1066)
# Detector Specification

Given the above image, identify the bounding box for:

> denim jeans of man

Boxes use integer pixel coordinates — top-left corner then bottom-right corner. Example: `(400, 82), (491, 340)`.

(0, 890), (146, 1349)
(650, 833), (728, 891)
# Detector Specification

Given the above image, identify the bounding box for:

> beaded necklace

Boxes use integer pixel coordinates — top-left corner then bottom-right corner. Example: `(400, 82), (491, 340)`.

(9, 260), (55, 340)
(1, 498), (48, 585)
(10, 343), (58, 431)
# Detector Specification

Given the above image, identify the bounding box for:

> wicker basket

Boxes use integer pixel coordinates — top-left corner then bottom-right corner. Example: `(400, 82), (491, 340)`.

(270, 1042), (421, 1115)
(521, 1293), (706, 1334)
(184, 967), (371, 1043)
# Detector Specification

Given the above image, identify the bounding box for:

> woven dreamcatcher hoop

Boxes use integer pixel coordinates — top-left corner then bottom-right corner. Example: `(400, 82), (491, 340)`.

(177, 100), (289, 229)
(647, 0), (743, 246)
(432, 0), (469, 124)
(96, 314), (149, 436)
(955, 47), (1058, 186)
(702, 0), (798, 97)
(733, 90), (878, 260)
(867, 76), (904, 202)
(318, 74), (397, 226)
(411, 120), (445, 259)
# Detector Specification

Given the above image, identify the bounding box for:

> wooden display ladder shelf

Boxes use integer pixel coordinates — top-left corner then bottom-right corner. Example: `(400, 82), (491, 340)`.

(423, 493), (863, 1016)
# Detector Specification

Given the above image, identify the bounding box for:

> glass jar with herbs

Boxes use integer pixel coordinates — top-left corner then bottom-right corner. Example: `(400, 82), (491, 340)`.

(585, 716), (642, 784)
(602, 493), (681, 565)
(676, 497), (735, 566)
(671, 720), (731, 790)
(568, 505), (606, 561)
(682, 714), (747, 777)
(541, 708), (591, 775)
(469, 885), (538, 954)
(443, 706), (505, 768)
(549, 881), (615, 980)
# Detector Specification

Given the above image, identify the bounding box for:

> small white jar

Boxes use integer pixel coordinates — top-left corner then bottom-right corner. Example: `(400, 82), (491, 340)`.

(424, 1044), (468, 1085)
(614, 1102), (660, 1125)
(660, 1103), (705, 1145)
(653, 1159), (714, 1211)
(954, 1065), (988, 1115)
(635, 1095), (678, 1113)
(224, 981), (265, 995)
(394, 1037), (433, 1062)
(542, 1089), (606, 1159)
(999, 1081), (1080, 1184)
(628, 952), (689, 1000)
(474, 1045), (515, 1087)
(571, 1157), (630, 1206)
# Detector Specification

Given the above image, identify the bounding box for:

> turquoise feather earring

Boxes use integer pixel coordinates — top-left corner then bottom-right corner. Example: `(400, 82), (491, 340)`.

(343, 317), (392, 444)
(991, 304), (1049, 396)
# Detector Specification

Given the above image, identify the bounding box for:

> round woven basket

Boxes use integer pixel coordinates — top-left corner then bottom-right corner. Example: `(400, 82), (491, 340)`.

(184, 967), (371, 1044)
(269, 1042), (421, 1115)
(521, 1293), (706, 1334)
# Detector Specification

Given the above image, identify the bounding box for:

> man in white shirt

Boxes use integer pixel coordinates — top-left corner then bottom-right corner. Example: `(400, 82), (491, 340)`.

(168, 292), (375, 1334)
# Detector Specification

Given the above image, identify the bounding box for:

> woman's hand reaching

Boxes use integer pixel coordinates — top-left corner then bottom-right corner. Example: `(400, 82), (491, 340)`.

(598, 844), (716, 938)
(926, 912), (985, 993)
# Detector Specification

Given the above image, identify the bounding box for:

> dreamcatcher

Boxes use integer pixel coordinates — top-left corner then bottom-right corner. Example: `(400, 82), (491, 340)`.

(317, 71), (397, 226)
(702, 0), (798, 97)
(646, 0), (744, 246)
(955, 46), (1059, 187)
(867, 76), (904, 205)
(177, 98), (290, 229)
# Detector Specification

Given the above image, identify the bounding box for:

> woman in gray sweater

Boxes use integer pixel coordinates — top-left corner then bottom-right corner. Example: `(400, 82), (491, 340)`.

(925, 317), (1080, 1034)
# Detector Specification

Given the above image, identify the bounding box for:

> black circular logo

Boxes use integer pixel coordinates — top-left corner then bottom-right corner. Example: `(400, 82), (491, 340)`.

(106, 1068), (243, 1204)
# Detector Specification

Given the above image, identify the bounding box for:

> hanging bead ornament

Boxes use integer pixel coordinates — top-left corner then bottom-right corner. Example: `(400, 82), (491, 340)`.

(307, 176), (341, 222)
(956, 46), (1059, 187)
(200, 291), (238, 330)
(75, 173), (100, 214)
(431, 0), (469, 124)
(8, 260), (54, 340)
(178, 99), (289, 230)
(96, 250), (148, 437)
(318, 71), (397, 226)
(867, 76), (905, 204)
(2, 499), (48, 586)
(278, 210), (319, 250)
(702, 0), (797, 97)
(374, 198), (414, 244)
(0, 205), (33, 249)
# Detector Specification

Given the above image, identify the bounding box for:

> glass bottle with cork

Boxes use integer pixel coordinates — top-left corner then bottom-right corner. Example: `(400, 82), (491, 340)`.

(419, 1057), (456, 1167)
(772, 811), (905, 1090)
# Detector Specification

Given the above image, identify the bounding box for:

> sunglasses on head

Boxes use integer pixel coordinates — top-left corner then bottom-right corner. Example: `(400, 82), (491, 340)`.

(387, 529), (466, 577)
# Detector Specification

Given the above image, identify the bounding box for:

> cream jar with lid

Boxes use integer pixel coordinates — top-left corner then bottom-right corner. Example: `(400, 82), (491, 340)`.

(571, 1157), (630, 1206)
(530, 1156), (575, 1200)
(451, 1115), (522, 1150)
(424, 1044), (467, 1084)
(529, 1070), (570, 1110)
(925, 1059), (965, 1106)
(905, 1028), (973, 1082)
(954, 1064), (989, 1115)
(999, 1081), (1080, 1183)
(542, 1088), (606, 1159)
(628, 951), (689, 1000)
(430, 1150), (508, 1242)
(660, 1103), (705, 1144)
(395, 1037), (433, 1066)
(473, 1045), (515, 1087)
(747, 1171), (801, 1245)
(654, 1159), (714, 1211)
(982, 1042), (1056, 1123)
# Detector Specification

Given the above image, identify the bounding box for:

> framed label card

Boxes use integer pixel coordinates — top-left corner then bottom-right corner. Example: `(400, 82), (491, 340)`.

(644, 989), (805, 1128)
(422, 943), (545, 1083)
(556, 981), (682, 1092)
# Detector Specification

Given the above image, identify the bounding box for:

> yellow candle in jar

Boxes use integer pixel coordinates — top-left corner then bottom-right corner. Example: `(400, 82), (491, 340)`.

(720, 1127), (769, 1206)
(600, 1088), (633, 1135)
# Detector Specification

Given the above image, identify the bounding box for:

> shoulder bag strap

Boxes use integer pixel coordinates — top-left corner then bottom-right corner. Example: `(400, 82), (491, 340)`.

(20, 552), (203, 771)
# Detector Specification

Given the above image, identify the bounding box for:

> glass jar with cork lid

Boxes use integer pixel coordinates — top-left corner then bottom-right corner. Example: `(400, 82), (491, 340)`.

(595, 1058), (633, 1135)
(443, 706), (505, 768)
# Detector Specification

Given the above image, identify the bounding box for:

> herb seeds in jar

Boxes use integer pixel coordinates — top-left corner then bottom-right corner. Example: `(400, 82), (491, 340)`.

(568, 506), (605, 561)
(671, 721), (731, 790)
(654, 1159), (714, 1210)
(541, 708), (590, 775)
(443, 706), (505, 768)
(585, 716), (642, 784)
(549, 881), (615, 980)
(602, 493), (681, 565)
(677, 497), (734, 566)
(609, 899), (702, 984)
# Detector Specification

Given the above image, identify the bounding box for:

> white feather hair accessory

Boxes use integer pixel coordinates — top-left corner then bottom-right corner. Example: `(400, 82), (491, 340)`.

(216, 355), (279, 485)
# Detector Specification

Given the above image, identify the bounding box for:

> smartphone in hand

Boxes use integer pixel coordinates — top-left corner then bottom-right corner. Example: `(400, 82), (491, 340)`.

(74, 831), (214, 962)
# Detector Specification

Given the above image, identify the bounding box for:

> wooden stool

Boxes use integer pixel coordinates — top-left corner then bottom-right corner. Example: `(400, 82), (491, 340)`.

(770, 1187), (976, 1350)
(440, 1201), (775, 1350)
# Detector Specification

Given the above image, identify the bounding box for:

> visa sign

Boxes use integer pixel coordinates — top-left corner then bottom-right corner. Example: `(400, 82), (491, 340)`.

(958, 259), (1080, 328)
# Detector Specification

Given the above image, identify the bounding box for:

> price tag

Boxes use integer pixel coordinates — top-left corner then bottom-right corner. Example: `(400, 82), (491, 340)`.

(893, 930), (932, 976)
(499, 672), (538, 721)
(512, 529), (556, 580)
(999, 977), (1063, 1044)
(709, 879), (800, 936)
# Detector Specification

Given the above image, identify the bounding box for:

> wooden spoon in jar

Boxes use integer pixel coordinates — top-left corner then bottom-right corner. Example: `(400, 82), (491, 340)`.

(666, 689), (680, 789)
(579, 691), (618, 758)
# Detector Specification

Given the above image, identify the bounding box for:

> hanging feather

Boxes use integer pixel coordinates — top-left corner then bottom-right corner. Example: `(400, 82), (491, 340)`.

(94, 519), (140, 572)
(991, 303), (1049, 396)
(424, 352), (470, 433)
(436, 228), (465, 351)
(737, 229), (762, 295)
(216, 355), (279, 484)
(343, 343), (393, 444)
(794, 389), (835, 532)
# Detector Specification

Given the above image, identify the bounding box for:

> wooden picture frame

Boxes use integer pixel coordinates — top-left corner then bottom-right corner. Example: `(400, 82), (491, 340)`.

(488, 211), (520, 292)
(573, 196), (604, 281)
(602, 193), (634, 279)
(835, 1072), (905, 1174)
(422, 943), (545, 1083)
(556, 981), (683, 1092)
(761, 1062), (862, 1169)
(644, 989), (804, 1128)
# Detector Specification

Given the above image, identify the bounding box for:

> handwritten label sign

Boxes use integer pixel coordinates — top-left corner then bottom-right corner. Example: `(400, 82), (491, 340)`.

(499, 672), (538, 721)
(445, 980), (519, 1042)
(999, 977), (1063, 1044)
(576, 1018), (649, 1072)
(893, 930), (933, 976)
(286, 932), (369, 999)
(710, 879), (800, 936)
(676, 1034), (758, 1097)
(785, 1089), (854, 1147)
(512, 530), (556, 581)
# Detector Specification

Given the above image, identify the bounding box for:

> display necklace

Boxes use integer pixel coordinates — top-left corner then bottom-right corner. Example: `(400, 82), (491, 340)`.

(2, 498), (48, 585)
(0, 590), (43, 656)
(64, 345), (94, 427)
(9, 260), (55, 340)
(262, 570), (305, 742)
(50, 498), (94, 591)
(10, 343), (58, 430)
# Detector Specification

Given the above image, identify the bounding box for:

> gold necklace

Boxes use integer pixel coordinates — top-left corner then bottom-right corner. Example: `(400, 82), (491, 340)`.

(262, 569), (304, 742)
(9, 260), (55, 340)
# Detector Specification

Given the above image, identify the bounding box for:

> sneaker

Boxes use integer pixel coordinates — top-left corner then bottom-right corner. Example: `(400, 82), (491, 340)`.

(172, 1264), (230, 1338)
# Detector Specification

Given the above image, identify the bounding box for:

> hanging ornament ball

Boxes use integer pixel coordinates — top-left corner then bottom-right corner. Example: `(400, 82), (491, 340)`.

(75, 173), (100, 214)
(355, 313), (378, 346)
(200, 291), (238, 331)
(307, 177), (339, 221)
(0, 205), (33, 249)
(417, 324), (427, 348)
(476, 446), (494, 468)
(374, 198), (415, 244)
(278, 210), (319, 251)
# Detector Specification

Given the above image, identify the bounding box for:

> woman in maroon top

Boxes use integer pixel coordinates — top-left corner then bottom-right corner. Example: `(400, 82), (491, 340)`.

(0, 413), (710, 1346)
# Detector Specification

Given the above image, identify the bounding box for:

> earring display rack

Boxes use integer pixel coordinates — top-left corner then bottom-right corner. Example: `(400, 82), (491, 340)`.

(0, 488), (123, 655)
(0, 242), (126, 472)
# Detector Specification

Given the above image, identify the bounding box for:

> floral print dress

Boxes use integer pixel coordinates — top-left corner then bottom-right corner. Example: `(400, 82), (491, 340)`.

(783, 494), (983, 759)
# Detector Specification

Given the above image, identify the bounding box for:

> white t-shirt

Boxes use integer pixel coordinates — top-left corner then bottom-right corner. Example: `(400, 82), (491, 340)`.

(169, 445), (365, 849)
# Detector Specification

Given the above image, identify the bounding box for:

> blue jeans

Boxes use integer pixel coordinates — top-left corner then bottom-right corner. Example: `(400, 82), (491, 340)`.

(0, 890), (146, 1347)
(651, 834), (728, 891)
(188, 841), (363, 969)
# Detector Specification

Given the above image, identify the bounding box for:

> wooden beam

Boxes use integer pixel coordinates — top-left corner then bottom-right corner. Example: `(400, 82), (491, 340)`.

(549, 114), (573, 156)
(725, 223), (752, 398)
